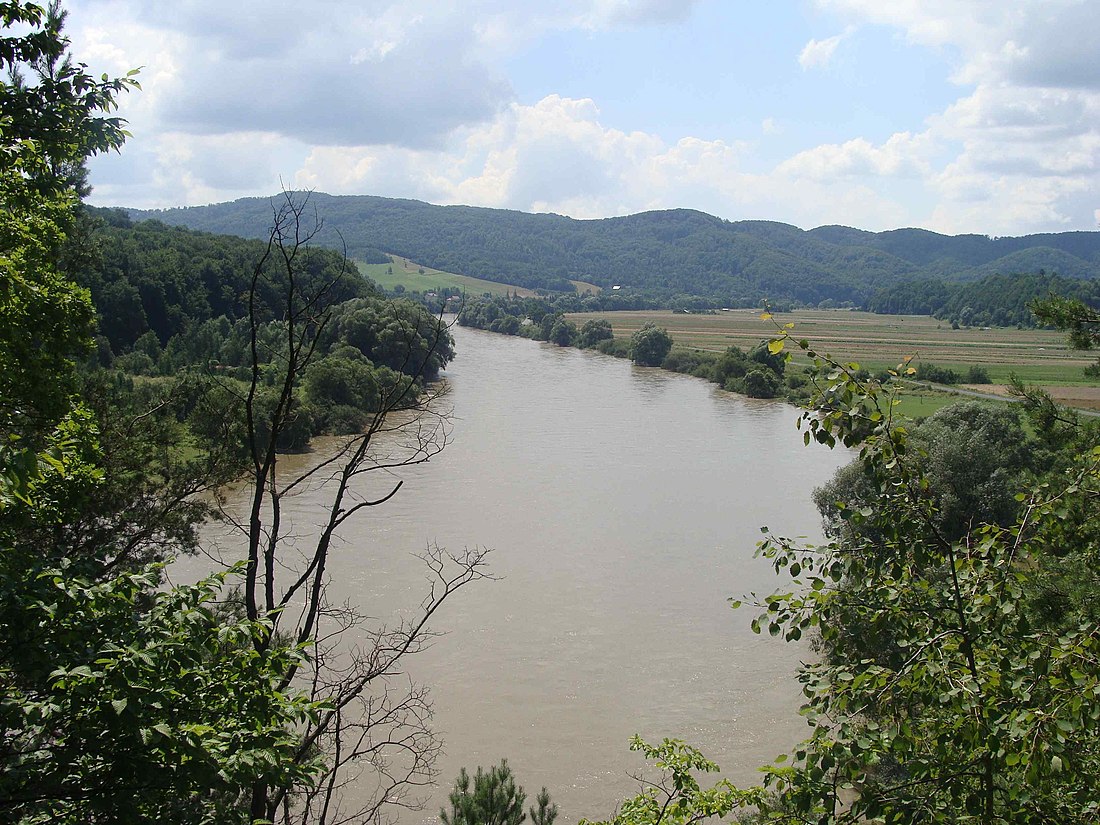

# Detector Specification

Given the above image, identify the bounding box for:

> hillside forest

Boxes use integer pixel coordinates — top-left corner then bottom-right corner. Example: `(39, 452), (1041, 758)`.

(139, 193), (1100, 310)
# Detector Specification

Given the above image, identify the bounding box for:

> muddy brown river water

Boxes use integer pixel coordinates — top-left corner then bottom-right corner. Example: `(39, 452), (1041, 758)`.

(186, 324), (852, 823)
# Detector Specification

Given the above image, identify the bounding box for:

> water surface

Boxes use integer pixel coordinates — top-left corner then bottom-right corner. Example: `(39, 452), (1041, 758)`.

(200, 325), (852, 822)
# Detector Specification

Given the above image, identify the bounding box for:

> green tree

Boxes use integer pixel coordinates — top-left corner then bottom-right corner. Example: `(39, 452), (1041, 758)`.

(0, 0), (136, 441)
(1031, 294), (1100, 376)
(740, 366), (781, 399)
(0, 565), (322, 824)
(748, 341), (785, 376)
(740, 333), (1100, 823)
(548, 318), (576, 347)
(577, 318), (613, 349)
(580, 738), (761, 825)
(1, 8), (323, 823)
(630, 323), (672, 367)
(442, 760), (557, 825)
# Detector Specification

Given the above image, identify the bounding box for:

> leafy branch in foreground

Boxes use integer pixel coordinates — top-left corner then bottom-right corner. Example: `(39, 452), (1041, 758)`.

(742, 325), (1100, 823)
(580, 737), (764, 825)
(1030, 293), (1100, 378)
(0, 564), (324, 824)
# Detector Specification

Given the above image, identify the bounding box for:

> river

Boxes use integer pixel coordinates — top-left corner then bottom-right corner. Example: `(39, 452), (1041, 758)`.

(194, 325), (853, 823)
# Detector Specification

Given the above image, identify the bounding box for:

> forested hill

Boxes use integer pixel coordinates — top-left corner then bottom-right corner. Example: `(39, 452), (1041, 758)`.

(77, 207), (375, 354)
(130, 193), (1100, 305)
(867, 271), (1100, 328)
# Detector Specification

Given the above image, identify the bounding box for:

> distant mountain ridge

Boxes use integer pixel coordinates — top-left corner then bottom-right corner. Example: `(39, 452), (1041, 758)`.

(129, 193), (1100, 306)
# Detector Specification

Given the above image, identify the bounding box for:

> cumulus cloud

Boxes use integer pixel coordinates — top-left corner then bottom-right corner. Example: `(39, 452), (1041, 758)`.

(798, 30), (849, 70)
(810, 0), (1100, 231)
(69, 1), (514, 149)
(70, 1), (1100, 234)
(291, 94), (919, 230)
(778, 132), (935, 180)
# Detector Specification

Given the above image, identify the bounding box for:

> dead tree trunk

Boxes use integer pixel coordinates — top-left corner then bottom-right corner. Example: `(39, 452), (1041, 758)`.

(220, 191), (490, 825)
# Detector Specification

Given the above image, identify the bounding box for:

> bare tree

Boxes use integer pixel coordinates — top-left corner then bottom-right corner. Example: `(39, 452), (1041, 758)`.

(212, 191), (490, 824)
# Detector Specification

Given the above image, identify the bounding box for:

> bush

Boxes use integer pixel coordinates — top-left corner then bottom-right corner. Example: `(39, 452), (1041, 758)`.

(488, 315), (522, 335)
(712, 346), (751, 386)
(740, 367), (782, 399)
(548, 319), (576, 346)
(966, 365), (992, 384)
(595, 338), (632, 358)
(576, 318), (613, 349)
(316, 404), (368, 435)
(915, 362), (960, 384)
(662, 348), (716, 375)
(113, 351), (157, 376)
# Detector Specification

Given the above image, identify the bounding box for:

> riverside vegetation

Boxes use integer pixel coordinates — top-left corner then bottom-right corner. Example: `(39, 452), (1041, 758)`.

(458, 295), (1002, 407)
(5, 2), (1100, 823)
(2, 6), (479, 823)
(458, 295), (797, 401)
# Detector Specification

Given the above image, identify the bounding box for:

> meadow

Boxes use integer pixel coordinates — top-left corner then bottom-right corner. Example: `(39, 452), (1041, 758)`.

(357, 256), (535, 297)
(359, 256), (601, 298)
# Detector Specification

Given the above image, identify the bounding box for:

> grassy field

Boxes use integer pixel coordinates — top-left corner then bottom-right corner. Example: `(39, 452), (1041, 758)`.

(358, 256), (603, 298)
(564, 308), (1100, 411)
(358, 255), (538, 297)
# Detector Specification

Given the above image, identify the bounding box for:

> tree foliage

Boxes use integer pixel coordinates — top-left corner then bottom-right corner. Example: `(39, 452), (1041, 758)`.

(1031, 293), (1100, 376)
(0, 1), (136, 439)
(869, 272), (1100, 328)
(1, 566), (322, 825)
(580, 738), (763, 825)
(738, 330), (1100, 823)
(71, 209), (372, 355)
(442, 760), (557, 825)
(135, 192), (1100, 305)
(1, 8), (327, 822)
(630, 324), (673, 367)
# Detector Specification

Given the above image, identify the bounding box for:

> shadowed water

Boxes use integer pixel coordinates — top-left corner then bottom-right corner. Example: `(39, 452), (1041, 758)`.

(195, 325), (852, 822)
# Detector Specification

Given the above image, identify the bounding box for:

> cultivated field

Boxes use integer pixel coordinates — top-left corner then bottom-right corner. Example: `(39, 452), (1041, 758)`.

(565, 309), (1100, 410)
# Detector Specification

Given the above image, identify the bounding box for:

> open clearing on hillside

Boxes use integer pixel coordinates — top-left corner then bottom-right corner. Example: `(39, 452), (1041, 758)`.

(359, 256), (602, 298)
(358, 255), (538, 297)
(565, 309), (1100, 410)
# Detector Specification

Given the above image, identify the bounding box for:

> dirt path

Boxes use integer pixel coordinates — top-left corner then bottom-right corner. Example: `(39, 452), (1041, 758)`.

(907, 381), (1100, 415)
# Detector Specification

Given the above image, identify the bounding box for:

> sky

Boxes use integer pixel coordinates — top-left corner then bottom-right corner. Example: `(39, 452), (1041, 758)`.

(66, 0), (1100, 236)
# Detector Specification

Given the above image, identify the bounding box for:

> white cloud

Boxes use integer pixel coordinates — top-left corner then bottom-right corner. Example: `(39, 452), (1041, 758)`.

(798, 29), (849, 70)
(583, 0), (701, 26)
(292, 95), (920, 231)
(68, 1), (1100, 235)
(808, 0), (1100, 232)
(68, 1), (514, 150)
(778, 132), (935, 180)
